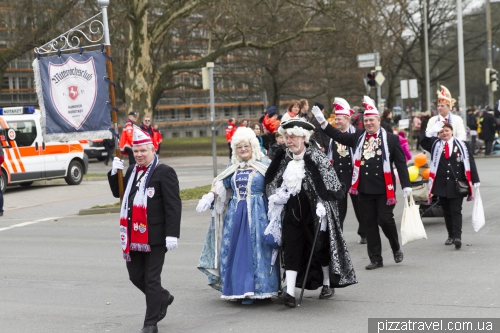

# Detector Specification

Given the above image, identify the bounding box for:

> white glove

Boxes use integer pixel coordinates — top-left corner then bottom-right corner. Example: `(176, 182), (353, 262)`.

(403, 187), (412, 198)
(311, 105), (326, 125)
(316, 202), (326, 218)
(474, 183), (480, 188)
(426, 121), (444, 137)
(196, 192), (215, 212)
(166, 236), (178, 251)
(269, 187), (289, 206)
(320, 216), (327, 232)
(111, 157), (124, 176)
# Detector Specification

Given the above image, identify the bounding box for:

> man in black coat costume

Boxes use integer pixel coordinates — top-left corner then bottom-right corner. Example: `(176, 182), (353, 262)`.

(326, 98), (366, 244)
(311, 96), (412, 270)
(108, 126), (182, 333)
(265, 118), (357, 308)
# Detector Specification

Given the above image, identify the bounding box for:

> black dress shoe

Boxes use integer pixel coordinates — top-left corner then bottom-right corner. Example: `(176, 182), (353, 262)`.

(445, 238), (454, 245)
(271, 292), (296, 308)
(365, 262), (383, 270)
(393, 249), (404, 263)
(319, 285), (334, 299)
(158, 293), (174, 322)
(358, 237), (367, 244)
(141, 325), (158, 333)
(454, 238), (462, 249)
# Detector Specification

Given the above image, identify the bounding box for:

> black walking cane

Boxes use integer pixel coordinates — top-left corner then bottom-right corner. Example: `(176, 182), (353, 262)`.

(297, 217), (323, 307)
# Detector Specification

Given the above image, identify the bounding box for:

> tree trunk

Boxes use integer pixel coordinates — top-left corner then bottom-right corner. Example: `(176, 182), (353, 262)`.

(125, 1), (156, 120)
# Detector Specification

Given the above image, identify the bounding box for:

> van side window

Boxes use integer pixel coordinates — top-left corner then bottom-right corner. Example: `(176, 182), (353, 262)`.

(6, 120), (37, 147)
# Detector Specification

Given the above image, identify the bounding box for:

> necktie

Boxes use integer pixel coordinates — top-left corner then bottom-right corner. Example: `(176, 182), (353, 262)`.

(444, 142), (450, 159)
(136, 165), (148, 172)
(366, 133), (377, 139)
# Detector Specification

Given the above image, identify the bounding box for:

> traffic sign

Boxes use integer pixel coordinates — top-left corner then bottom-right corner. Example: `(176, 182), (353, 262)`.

(375, 72), (385, 86)
(409, 79), (418, 98)
(357, 53), (376, 61)
(358, 60), (375, 68)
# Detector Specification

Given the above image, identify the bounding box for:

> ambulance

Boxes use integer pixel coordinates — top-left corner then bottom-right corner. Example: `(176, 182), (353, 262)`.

(0, 106), (88, 193)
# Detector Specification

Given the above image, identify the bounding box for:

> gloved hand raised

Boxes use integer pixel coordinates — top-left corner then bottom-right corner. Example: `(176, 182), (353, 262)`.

(311, 105), (326, 125)
(426, 120), (445, 137)
(403, 187), (412, 198)
(111, 157), (124, 176)
(166, 236), (178, 251)
(196, 191), (215, 212)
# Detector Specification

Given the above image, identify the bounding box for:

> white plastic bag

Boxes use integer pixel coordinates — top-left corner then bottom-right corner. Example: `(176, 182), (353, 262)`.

(471, 188), (485, 232)
(401, 194), (427, 245)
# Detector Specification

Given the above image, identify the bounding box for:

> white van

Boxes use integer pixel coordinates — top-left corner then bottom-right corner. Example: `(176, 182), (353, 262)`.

(0, 106), (88, 192)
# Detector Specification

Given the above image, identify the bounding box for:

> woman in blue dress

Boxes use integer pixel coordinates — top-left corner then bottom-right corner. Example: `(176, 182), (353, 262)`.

(196, 127), (279, 304)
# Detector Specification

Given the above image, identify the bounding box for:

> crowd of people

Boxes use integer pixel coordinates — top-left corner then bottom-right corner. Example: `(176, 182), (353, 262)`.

(107, 85), (485, 333)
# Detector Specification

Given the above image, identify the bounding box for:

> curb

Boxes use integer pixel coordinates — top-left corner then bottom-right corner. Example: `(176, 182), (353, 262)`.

(78, 200), (198, 215)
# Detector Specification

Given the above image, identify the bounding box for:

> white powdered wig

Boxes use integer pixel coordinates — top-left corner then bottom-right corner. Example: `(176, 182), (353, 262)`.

(278, 126), (313, 143)
(230, 127), (264, 163)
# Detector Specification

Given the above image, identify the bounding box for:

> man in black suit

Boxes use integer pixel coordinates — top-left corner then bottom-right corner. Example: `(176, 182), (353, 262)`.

(312, 96), (412, 270)
(108, 126), (182, 333)
(326, 98), (366, 244)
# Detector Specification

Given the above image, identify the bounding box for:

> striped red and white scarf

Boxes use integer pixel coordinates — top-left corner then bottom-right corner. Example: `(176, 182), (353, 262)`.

(119, 155), (159, 261)
(428, 138), (473, 203)
(348, 128), (396, 205)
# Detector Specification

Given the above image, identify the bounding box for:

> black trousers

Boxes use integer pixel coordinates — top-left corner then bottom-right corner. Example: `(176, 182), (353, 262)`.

(470, 135), (477, 155)
(127, 245), (171, 326)
(439, 196), (464, 239)
(485, 140), (494, 155)
(228, 143), (233, 160)
(358, 193), (400, 263)
(124, 147), (136, 165)
(282, 194), (329, 271)
(337, 193), (365, 237)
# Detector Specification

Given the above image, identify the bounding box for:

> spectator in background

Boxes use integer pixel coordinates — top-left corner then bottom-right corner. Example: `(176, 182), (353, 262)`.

(467, 107), (478, 155)
(299, 99), (309, 122)
(262, 106), (280, 150)
(140, 116), (154, 138)
(351, 106), (364, 130)
(479, 108), (497, 155)
(310, 102), (330, 152)
(425, 86), (466, 141)
(225, 118), (237, 161)
(153, 124), (163, 155)
(281, 100), (300, 122)
(267, 131), (285, 160)
(250, 122), (267, 155)
(103, 134), (115, 166)
(381, 109), (393, 133)
(119, 111), (138, 165)
(239, 119), (248, 128)
(398, 131), (412, 162)
(412, 112), (422, 150)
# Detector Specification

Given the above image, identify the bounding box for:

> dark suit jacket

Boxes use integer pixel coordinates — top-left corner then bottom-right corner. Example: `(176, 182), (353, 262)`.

(420, 136), (479, 198)
(322, 123), (411, 194)
(108, 163), (182, 245)
(325, 128), (364, 188)
(310, 116), (331, 150)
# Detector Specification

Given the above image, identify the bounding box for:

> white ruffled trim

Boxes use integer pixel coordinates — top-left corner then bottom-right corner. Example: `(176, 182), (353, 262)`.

(220, 292), (278, 300)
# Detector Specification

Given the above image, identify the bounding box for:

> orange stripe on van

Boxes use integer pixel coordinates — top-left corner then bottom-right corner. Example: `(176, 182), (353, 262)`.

(12, 146), (26, 172)
(5, 149), (18, 173)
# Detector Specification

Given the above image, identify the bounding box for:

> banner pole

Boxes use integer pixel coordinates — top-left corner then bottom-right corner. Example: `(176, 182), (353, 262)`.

(99, 0), (124, 201)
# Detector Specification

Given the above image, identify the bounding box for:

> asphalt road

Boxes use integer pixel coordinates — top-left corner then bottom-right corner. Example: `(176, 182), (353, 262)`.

(0, 157), (498, 333)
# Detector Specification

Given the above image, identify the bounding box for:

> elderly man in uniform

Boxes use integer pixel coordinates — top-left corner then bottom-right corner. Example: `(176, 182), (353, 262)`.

(326, 98), (366, 244)
(425, 86), (466, 141)
(109, 127), (182, 333)
(312, 96), (412, 270)
(265, 118), (357, 308)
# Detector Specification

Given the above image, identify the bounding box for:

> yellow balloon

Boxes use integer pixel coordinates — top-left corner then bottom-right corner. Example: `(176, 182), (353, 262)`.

(408, 166), (419, 182)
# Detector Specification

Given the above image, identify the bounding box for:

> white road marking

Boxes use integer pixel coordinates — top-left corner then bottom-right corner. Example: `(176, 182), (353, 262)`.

(0, 217), (62, 232)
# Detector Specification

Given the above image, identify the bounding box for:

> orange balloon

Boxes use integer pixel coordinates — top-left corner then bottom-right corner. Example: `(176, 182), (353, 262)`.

(414, 153), (427, 167)
(422, 168), (430, 180)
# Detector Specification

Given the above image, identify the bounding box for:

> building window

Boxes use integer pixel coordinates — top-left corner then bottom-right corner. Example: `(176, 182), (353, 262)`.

(154, 109), (166, 122)
(199, 130), (206, 137)
(249, 105), (257, 117)
(224, 106), (231, 118)
(170, 109), (178, 121)
(238, 106), (245, 117)
(185, 107), (192, 120)
(171, 132), (179, 138)
(198, 107), (206, 120)
(185, 131), (193, 137)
